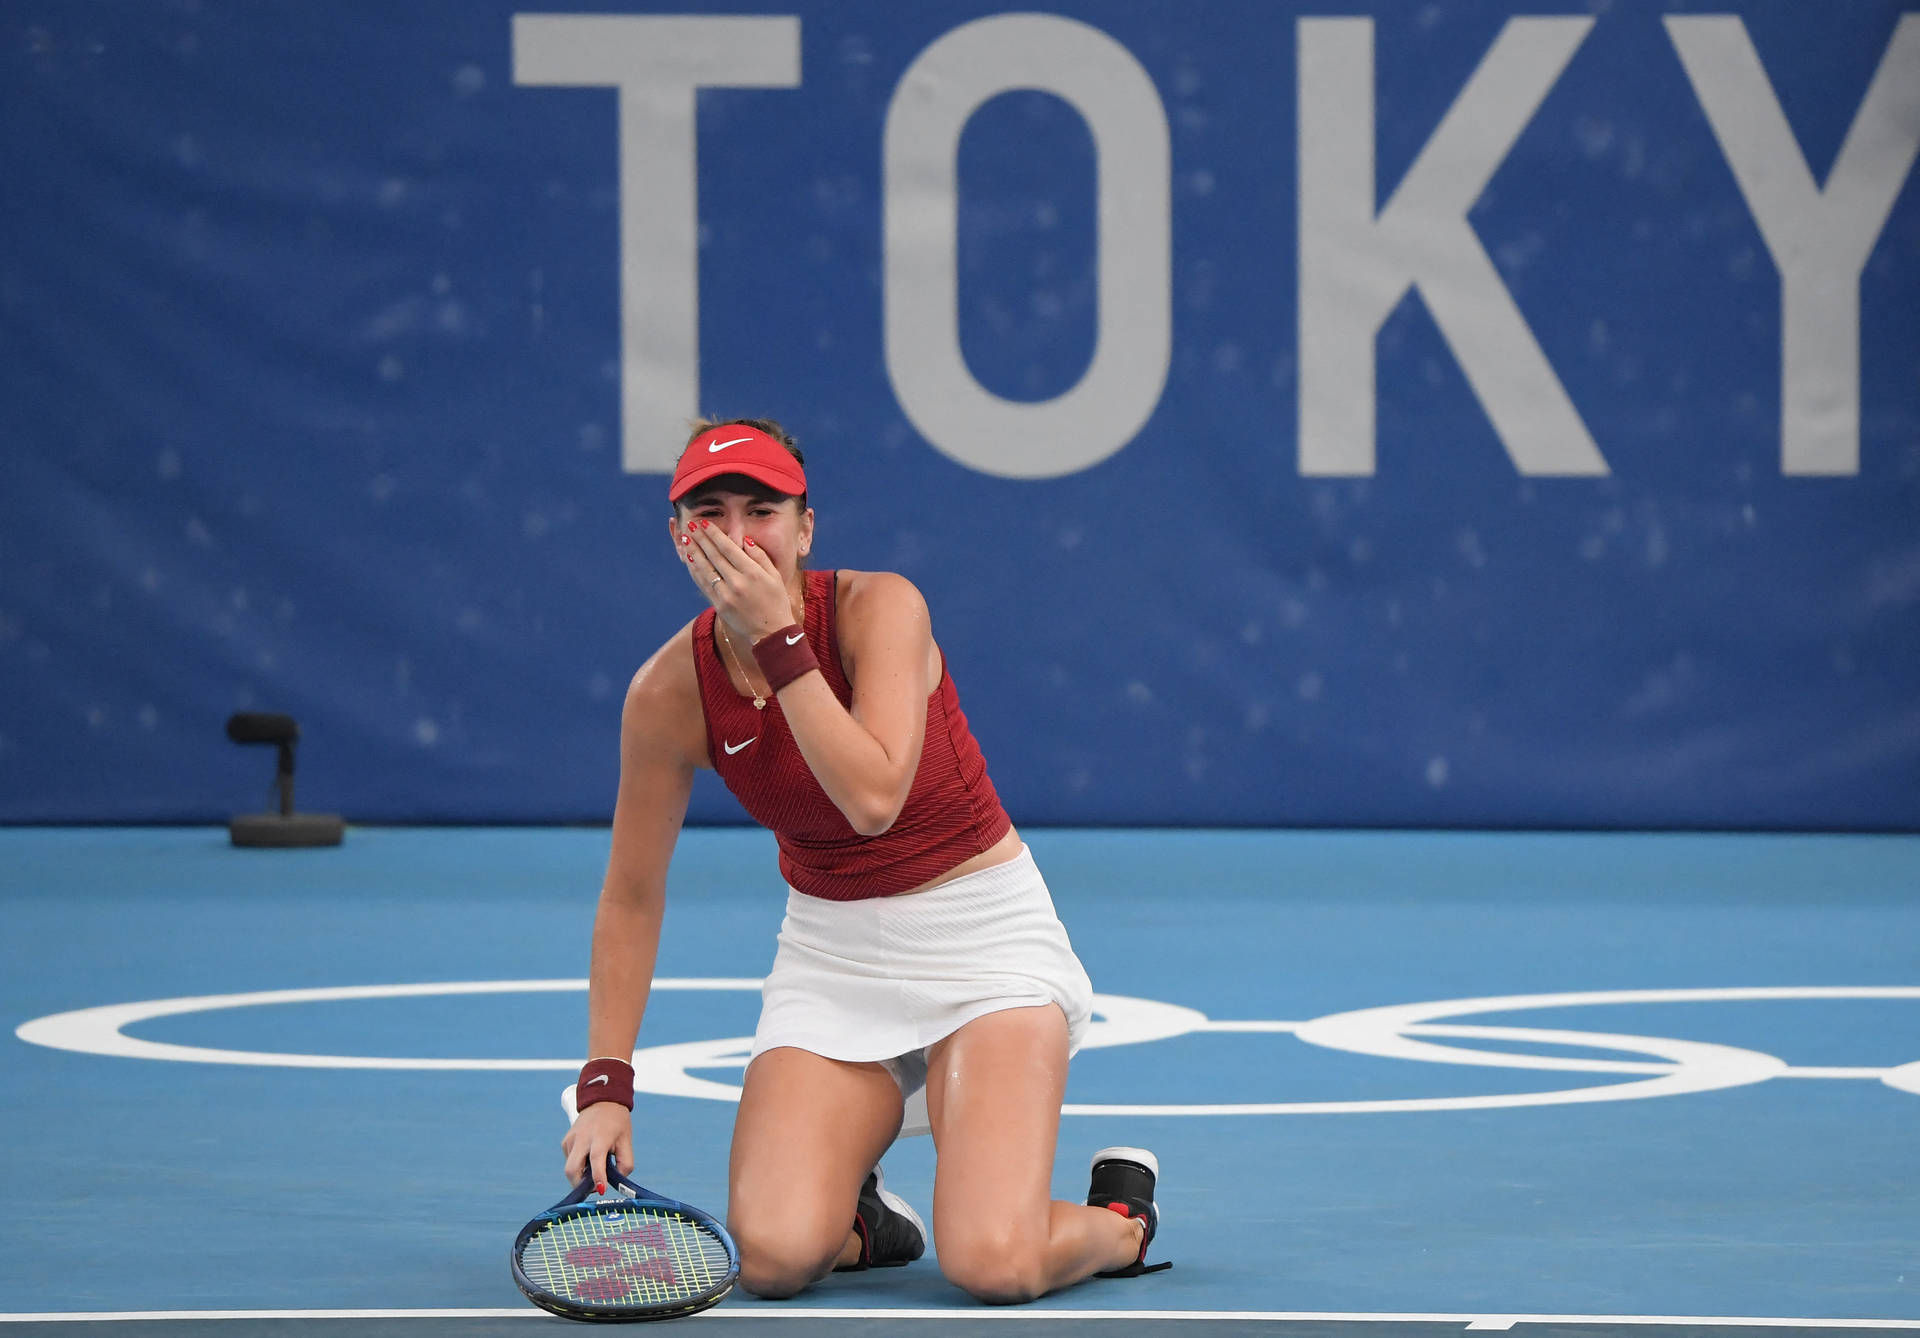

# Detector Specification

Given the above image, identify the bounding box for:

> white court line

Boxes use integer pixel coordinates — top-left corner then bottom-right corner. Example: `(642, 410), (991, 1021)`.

(3, 1310), (1920, 1327)
(1198, 1020), (1305, 1032)
(1778, 1068), (1889, 1079)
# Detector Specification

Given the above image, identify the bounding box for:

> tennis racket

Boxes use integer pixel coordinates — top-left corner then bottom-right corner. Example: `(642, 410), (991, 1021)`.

(511, 1155), (739, 1322)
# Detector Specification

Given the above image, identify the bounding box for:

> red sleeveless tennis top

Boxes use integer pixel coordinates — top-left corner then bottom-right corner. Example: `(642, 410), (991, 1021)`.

(692, 569), (1013, 901)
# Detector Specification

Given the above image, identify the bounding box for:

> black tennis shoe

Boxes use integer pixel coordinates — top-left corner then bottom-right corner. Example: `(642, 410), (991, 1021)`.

(838, 1165), (927, 1270)
(1087, 1146), (1171, 1277)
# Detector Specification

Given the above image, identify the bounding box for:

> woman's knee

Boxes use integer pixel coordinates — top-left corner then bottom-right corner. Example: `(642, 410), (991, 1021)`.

(729, 1215), (843, 1299)
(937, 1228), (1051, 1305)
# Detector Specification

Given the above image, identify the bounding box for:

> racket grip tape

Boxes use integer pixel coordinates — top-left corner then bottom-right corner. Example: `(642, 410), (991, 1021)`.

(576, 1056), (635, 1111)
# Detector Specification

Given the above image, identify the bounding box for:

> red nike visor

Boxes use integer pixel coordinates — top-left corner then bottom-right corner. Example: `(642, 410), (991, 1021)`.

(669, 425), (808, 502)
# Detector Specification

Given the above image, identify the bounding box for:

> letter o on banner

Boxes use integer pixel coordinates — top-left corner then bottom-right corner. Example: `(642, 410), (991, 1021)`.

(883, 15), (1172, 479)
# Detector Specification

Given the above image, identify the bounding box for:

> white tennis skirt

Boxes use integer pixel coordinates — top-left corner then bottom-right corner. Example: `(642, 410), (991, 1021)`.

(750, 844), (1094, 1135)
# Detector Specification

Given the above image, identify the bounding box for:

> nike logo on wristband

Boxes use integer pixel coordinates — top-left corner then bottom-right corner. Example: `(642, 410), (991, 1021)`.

(586, 1074), (610, 1087)
(724, 737), (755, 755)
(785, 632), (804, 645)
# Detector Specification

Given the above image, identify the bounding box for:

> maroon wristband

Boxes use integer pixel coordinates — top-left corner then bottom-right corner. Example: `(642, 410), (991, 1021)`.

(576, 1056), (634, 1111)
(751, 624), (821, 693)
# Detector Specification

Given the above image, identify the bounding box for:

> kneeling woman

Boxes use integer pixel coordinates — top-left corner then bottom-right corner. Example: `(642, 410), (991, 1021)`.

(561, 419), (1166, 1303)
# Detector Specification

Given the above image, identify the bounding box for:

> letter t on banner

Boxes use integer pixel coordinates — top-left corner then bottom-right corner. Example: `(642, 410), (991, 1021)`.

(513, 16), (801, 473)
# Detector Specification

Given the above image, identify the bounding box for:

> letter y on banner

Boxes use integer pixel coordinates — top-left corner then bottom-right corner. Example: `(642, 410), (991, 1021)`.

(1668, 16), (1920, 477)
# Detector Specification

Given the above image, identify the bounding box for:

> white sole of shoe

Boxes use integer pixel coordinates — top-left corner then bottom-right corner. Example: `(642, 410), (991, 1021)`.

(1089, 1145), (1159, 1178)
(870, 1164), (928, 1241)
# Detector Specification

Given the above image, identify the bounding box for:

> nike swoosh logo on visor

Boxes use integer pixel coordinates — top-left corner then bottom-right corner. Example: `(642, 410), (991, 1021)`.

(707, 436), (752, 453)
(724, 737), (755, 755)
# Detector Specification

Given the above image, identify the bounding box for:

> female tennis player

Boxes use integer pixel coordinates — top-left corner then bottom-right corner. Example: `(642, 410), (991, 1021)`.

(559, 418), (1166, 1303)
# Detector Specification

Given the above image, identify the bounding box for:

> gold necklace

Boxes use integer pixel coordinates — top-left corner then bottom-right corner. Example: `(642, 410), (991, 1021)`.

(716, 620), (768, 710)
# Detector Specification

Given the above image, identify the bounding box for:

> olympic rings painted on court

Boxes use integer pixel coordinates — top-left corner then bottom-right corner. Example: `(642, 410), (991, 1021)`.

(13, 981), (1920, 1115)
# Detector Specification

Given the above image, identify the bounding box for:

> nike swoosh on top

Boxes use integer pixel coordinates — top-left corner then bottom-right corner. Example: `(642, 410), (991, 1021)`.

(707, 436), (752, 453)
(585, 1074), (610, 1086)
(724, 737), (755, 755)
(785, 632), (804, 645)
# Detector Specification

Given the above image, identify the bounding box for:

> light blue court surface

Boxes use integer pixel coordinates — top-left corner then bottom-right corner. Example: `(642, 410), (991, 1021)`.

(3, 827), (1919, 1333)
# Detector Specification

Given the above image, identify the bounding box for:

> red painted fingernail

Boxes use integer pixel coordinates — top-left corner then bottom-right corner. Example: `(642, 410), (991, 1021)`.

(596, 1182), (606, 1195)
(744, 537), (754, 547)
(680, 535), (690, 545)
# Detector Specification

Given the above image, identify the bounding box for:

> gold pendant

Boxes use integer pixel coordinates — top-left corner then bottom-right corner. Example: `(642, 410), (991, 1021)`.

(752, 695), (766, 710)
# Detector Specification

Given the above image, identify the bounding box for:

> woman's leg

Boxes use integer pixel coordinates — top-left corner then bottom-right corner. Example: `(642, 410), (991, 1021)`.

(923, 1006), (1146, 1304)
(728, 1046), (906, 1297)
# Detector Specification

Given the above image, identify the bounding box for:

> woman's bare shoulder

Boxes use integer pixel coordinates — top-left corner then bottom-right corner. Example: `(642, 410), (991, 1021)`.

(836, 568), (929, 627)
(835, 570), (937, 690)
(622, 615), (708, 763)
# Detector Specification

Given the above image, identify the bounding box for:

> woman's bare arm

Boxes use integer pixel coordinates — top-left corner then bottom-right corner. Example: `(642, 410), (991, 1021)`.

(562, 632), (703, 1183)
(773, 571), (933, 835)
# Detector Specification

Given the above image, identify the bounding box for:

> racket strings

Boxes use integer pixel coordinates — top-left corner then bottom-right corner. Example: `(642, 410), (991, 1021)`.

(521, 1205), (730, 1308)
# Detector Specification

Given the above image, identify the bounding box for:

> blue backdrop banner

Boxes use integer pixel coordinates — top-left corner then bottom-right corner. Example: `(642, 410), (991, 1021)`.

(3, 2), (1916, 827)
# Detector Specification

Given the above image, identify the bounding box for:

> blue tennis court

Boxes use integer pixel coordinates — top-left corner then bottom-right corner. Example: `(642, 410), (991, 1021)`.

(4, 825), (1917, 1333)
(8, 0), (1918, 1333)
